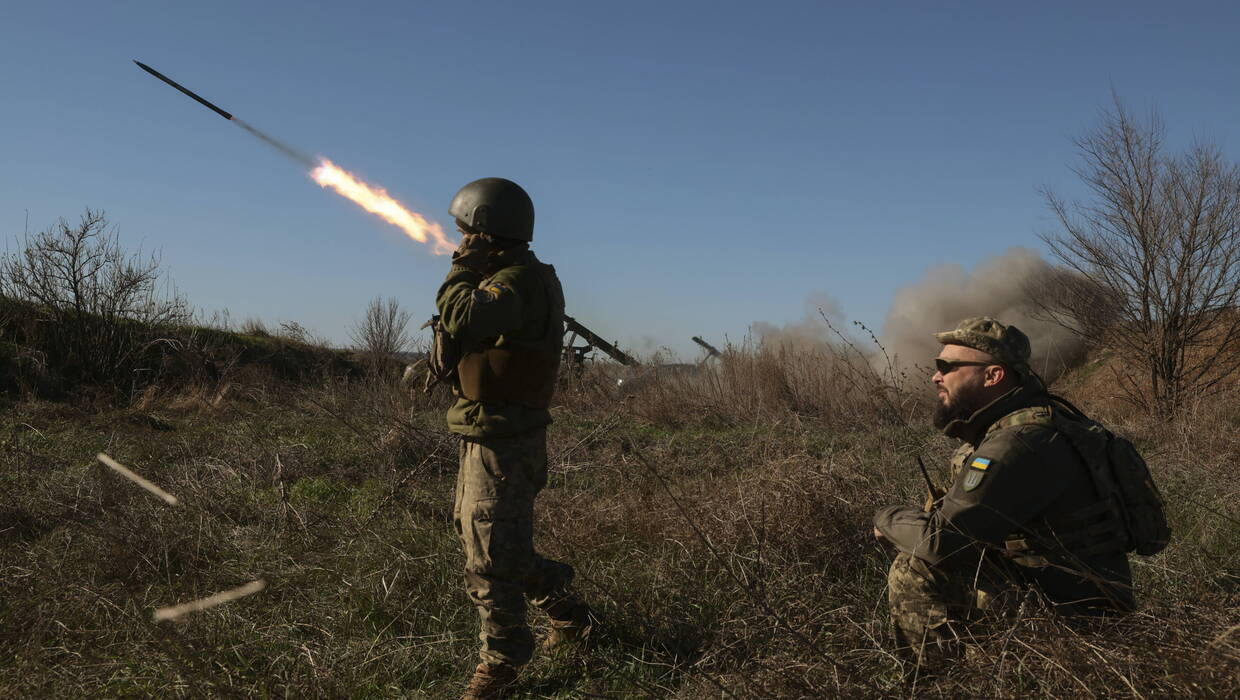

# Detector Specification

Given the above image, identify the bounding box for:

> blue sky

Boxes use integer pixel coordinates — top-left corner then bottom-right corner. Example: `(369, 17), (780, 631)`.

(3, 2), (1239, 357)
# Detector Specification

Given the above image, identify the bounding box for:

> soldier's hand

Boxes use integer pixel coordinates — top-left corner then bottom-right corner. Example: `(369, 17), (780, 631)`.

(873, 526), (885, 541)
(922, 485), (947, 513)
(452, 233), (493, 272)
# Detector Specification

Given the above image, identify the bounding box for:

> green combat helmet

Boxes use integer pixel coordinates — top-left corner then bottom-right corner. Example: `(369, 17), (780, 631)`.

(934, 316), (1032, 377)
(449, 177), (535, 242)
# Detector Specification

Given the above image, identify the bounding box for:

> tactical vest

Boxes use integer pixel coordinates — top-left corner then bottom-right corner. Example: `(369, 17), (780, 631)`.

(456, 263), (565, 409)
(985, 398), (1171, 558)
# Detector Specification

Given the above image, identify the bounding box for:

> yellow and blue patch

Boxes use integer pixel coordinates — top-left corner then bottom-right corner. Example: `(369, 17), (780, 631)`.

(963, 457), (992, 491)
(471, 281), (511, 304)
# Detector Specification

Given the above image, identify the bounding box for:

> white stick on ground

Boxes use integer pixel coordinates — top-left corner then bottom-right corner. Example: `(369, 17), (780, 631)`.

(153, 580), (267, 622)
(96, 453), (180, 506)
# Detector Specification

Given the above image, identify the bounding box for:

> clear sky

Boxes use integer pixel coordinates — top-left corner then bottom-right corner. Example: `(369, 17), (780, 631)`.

(3, 2), (1239, 357)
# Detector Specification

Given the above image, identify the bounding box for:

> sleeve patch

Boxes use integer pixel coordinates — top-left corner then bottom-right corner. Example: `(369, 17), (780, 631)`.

(962, 458), (992, 491)
(471, 281), (511, 304)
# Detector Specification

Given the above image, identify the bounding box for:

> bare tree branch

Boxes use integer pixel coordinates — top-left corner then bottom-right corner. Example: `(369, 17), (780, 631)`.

(1032, 97), (1240, 416)
(349, 296), (411, 378)
(0, 209), (190, 389)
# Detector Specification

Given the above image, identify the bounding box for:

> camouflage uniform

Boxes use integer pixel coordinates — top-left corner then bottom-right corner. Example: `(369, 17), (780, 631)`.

(875, 318), (1135, 662)
(437, 247), (584, 668)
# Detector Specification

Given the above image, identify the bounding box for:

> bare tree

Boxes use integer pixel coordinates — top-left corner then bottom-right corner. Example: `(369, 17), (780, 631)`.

(349, 296), (411, 376)
(1038, 97), (1240, 416)
(0, 209), (189, 386)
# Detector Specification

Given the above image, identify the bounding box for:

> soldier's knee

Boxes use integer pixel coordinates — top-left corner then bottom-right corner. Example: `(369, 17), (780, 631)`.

(888, 552), (930, 594)
(888, 552), (961, 619)
(462, 512), (535, 581)
(527, 559), (574, 599)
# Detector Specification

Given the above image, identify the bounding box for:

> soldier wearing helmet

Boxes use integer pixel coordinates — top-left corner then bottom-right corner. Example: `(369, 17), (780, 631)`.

(873, 317), (1136, 666)
(436, 178), (595, 700)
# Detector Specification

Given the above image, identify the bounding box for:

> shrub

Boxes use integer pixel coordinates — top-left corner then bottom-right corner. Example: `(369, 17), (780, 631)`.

(0, 209), (189, 394)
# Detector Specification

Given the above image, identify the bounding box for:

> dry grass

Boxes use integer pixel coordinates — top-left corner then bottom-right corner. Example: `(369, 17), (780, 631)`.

(0, 341), (1235, 697)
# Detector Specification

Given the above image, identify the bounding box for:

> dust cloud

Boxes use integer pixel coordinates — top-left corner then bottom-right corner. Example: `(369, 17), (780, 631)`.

(880, 247), (1084, 381)
(753, 292), (844, 351)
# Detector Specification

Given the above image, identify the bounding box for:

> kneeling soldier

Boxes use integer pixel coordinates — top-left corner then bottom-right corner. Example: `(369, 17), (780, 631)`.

(874, 317), (1140, 665)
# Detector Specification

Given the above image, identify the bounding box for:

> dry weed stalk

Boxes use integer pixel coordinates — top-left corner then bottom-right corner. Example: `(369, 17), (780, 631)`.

(152, 579), (267, 622)
(97, 452), (180, 506)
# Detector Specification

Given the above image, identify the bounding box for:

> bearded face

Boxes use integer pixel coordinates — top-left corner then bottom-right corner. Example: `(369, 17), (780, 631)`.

(931, 347), (1001, 430)
(932, 378), (988, 429)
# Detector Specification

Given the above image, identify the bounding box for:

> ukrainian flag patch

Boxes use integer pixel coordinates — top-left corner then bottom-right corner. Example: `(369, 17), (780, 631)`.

(963, 457), (991, 491)
(471, 281), (511, 304)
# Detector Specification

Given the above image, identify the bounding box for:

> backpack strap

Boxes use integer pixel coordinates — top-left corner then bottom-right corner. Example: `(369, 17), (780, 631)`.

(985, 400), (1131, 559)
(986, 403), (1054, 437)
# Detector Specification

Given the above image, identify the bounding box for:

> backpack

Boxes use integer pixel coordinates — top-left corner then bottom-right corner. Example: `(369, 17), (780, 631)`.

(1047, 395), (1172, 556)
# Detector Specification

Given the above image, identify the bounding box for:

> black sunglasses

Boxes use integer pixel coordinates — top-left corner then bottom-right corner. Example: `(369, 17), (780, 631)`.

(934, 359), (993, 374)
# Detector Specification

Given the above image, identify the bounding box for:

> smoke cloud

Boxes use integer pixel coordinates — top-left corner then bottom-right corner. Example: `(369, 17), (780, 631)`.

(880, 247), (1084, 381)
(753, 291), (844, 351)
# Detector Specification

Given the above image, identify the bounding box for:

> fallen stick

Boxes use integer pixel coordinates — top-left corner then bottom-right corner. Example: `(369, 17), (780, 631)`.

(97, 453), (179, 506)
(153, 580), (267, 622)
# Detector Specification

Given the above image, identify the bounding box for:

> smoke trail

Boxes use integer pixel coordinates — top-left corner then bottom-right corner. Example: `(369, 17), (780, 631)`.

(880, 247), (1085, 381)
(131, 61), (452, 256)
(232, 118), (316, 168)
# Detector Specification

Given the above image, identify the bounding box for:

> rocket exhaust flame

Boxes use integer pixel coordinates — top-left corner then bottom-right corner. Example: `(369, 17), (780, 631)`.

(134, 59), (457, 256)
(311, 159), (456, 255)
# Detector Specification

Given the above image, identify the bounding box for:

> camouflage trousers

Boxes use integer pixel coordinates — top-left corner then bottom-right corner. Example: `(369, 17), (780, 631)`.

(454, 428), (580, 666)
(886, 551), (1009, 664)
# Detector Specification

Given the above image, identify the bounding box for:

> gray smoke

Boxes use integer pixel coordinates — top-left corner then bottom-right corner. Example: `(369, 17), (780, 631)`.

(880, 247), (1085, 381)
(232, 118), (316, 169)
(753, 291), (844, 351)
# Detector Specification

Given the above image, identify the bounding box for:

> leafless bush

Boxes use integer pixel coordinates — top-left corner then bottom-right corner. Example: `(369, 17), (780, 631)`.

(276, 320), (308, 343)
(1038, 96), (1240, 416)
(349, 296), (411, 377)
(240, 317), (270, 337)
(0, 209), (189, 388)
(276, 320), (329, 347)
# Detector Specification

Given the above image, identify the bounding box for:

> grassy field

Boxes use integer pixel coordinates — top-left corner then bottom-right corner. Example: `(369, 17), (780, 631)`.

(0, 343), (1237, 698)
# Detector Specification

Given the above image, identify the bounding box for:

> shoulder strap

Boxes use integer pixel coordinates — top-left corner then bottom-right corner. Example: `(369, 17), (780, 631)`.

(987, 403), (1054, 436)
(533, 262), (565, 346)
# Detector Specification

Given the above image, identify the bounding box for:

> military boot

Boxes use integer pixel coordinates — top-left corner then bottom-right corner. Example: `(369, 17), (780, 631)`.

(460, 662), (519, 700)
(542, 603), (597, 653)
